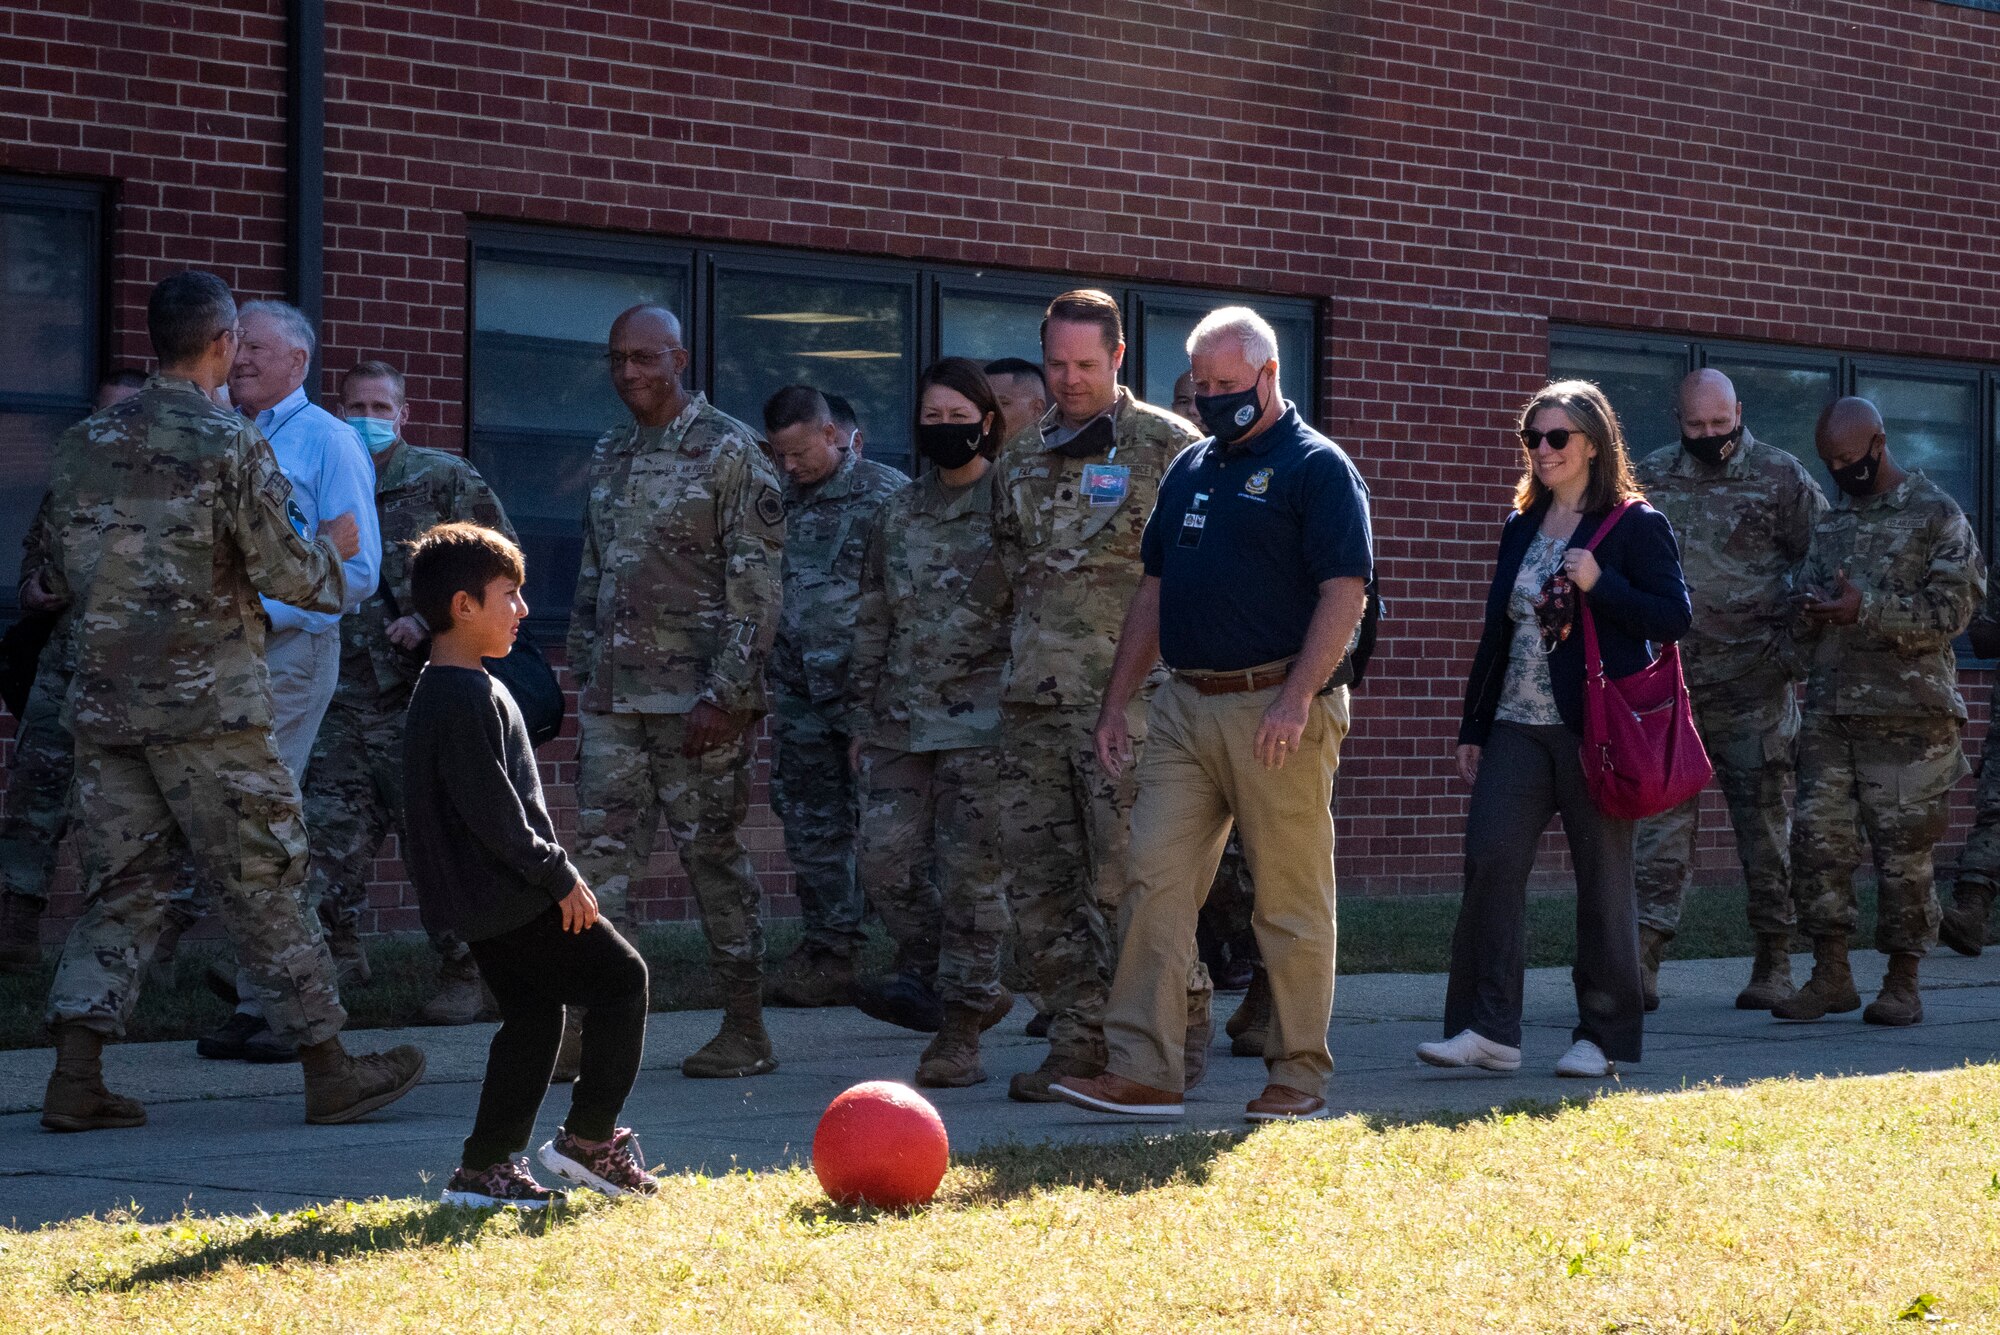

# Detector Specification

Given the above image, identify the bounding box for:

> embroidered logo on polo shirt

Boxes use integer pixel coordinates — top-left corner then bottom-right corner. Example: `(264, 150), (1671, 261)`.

(1244, 468), (1273, 497)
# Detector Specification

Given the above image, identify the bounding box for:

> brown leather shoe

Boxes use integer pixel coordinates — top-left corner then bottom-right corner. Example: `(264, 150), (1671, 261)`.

(1245, 1083), (1328, 1122)
(1050, 1071), (1183, 1118)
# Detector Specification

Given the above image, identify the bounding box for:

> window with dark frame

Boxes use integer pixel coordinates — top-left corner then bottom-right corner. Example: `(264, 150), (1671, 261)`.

(0, 177), (105, 621)
(467, 223), (1319, 634)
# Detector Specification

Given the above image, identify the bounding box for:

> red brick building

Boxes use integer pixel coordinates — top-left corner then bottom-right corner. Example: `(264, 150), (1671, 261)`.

(5, 0), (2000, 930)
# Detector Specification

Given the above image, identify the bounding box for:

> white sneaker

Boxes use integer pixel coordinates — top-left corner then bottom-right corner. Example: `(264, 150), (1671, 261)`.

(1415, 1029), (1521, 1072)
(1554, 1040), (1613, 1078)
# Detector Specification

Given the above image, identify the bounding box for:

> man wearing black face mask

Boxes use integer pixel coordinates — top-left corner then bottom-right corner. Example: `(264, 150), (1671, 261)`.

(1631, 370), (1826, 1014)
(1053, 307), (1372, 1124)
(1775, 397), (1984, 1029)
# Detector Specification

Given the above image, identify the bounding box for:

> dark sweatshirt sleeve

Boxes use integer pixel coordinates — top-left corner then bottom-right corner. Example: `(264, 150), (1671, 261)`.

(438, 690), (580, 900)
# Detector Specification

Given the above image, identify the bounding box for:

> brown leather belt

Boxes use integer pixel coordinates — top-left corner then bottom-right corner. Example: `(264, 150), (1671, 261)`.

(1172, 656), (1353, 696)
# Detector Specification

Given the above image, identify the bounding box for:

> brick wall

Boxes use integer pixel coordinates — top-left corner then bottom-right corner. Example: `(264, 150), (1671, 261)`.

(4, 0), (2000, 927)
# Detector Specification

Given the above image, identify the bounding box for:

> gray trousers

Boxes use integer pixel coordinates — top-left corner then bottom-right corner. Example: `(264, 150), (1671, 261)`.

(1443, 720), (1644, 1063)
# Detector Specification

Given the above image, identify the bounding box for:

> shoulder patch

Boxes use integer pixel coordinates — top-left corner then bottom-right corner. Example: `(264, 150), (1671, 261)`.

(756, 485), (786, 526)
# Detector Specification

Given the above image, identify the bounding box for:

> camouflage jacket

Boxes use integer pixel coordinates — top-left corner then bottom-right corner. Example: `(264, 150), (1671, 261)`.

(993, 387), (1199, 709)
(847, 468), (1014, 752)
(334, 441), (516, 707)
(567, 394), (786, 717)
(1796, 469), (1984, 719)
(18, 490), (76, 680)
(1635, 429), (1826, 687)
(43, 375), (348, 744)
(769, 449), (907, 706)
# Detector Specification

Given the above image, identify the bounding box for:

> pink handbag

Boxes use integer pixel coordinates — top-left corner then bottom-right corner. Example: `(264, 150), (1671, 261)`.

(1576, 502), (1713, 820)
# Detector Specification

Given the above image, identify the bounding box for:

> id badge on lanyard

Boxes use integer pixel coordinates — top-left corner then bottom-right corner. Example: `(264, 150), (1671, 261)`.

(1178, 491), (1209, 548)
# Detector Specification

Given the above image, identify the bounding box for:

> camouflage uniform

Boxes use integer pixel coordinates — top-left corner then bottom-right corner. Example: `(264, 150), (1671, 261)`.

(568, 394), (785, 988)
(845, 467), (1014, 1007)
(0, 494), (77, 909)
(1632, 431), (1826, 937)
(993, 389), (1210, 1066)
(40, 375), (351, 1044)
(1791, 470), (1983, 954)
(303, 441), (516, 963)
(768, 449), (906, 958)
(1952, 576), (2000, 914)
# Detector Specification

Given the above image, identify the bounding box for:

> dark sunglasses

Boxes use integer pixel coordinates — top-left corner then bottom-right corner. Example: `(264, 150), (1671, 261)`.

(1519, 427), (1583, 452)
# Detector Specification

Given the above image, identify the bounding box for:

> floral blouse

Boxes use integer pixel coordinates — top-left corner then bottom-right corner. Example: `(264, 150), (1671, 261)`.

(1496, 530), (1570, 726)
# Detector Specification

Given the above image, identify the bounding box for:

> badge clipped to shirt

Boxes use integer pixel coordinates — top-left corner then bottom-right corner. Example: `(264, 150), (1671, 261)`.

(1080, 463), (1131, 508)
(1178, 491), (1210, 548)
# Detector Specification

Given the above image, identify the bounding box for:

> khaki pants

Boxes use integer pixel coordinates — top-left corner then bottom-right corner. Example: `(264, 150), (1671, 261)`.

(1104, 676), (1347, 1096)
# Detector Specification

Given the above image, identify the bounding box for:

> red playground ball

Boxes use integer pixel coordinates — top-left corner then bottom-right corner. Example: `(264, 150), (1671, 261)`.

(812, 1080), (950, 1210)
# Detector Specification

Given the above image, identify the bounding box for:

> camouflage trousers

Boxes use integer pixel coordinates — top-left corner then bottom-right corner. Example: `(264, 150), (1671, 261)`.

(573, 709), (764, 987)
(855, 743), (1009, 1008)
(999, 699), (1209, 1063)
(1200, 834), (1257, 952)
(1634, 668), (1799, 938)
(46, 729), (346, 1045)
(770, 689), (864, 957)
(1792, 713), (1965, 955)
(0, 666), (72, 903)
(302, 694), (469, 964)
(1952, 734), (2000, 897)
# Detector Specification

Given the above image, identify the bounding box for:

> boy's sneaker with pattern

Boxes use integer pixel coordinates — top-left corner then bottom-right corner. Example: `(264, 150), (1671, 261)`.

(440, 1158), (567, 1210)
(538, 1127), (660, 1198)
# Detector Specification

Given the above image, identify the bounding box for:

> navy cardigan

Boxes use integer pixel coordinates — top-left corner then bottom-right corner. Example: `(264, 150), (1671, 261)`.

(1458, 497), (1692, 745)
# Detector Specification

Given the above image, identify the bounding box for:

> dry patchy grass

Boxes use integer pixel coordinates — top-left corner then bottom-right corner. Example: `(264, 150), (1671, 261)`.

(6, 1065), (2000, 1332)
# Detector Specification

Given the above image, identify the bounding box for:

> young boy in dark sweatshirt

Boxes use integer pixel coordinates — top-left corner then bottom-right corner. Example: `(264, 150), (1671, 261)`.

(403, 521), (657, 1208)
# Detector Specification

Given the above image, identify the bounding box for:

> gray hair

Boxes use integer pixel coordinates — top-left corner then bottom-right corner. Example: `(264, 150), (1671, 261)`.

(1186, 306), (1279, 370)
(239, 299), (317, 358)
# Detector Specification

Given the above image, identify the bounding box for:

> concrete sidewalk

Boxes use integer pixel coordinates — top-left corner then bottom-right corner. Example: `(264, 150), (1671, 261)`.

(3, 948), (1998, 1229)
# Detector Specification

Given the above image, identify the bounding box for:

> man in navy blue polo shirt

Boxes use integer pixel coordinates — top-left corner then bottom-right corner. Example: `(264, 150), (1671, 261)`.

(1053, 307), (1372, 1123)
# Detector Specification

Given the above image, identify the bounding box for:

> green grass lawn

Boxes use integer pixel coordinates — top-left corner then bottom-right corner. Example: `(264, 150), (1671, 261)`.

(4, 1064), (1998, 1332)
(0, 880), (1883, 1051)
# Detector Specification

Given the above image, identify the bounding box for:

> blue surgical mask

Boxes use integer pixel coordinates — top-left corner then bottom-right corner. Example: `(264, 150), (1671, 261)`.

(346, 417), (399, 452)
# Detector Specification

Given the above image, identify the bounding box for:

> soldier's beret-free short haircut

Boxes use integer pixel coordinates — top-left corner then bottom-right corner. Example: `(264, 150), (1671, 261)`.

(1040, 288), (1123, 351)
(408, 521), (527, 634)
(984, 356), (1048, 392)
(342, 359), (407, 405)
(763, 384), (832, 436)
(824, 392), (859, 432)
(147, 270), (237, 366)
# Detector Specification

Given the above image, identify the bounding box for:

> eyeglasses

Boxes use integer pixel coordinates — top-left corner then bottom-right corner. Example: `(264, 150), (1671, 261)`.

(603, 348), (676, 370)
(1519, 427), (1584, 452)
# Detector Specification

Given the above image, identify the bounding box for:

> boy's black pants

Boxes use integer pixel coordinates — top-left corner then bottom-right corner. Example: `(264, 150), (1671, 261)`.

(462, 908), (649, 1170)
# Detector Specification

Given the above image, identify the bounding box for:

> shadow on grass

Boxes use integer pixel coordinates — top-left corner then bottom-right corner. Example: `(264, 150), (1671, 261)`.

(64, 1199), (578, 1293)
(1357, 1091), (1598, 1133)
(789, 1127), (1247, 1227)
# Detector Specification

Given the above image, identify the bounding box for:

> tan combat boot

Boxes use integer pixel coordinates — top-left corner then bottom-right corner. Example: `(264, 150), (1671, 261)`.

(1862, 952), (1924, 1027)
(1227, 967), (1271, 1057)
(1734, 932), (1797, 1010)
(1637, 925), (1669, 1013)
(1770, 936), (1860, 1021)
(0, 891), (44, 975)
(419, 956), (496, 1026)
(300, 1035), (427, 1124)
(682, 982), (778, 1078)
(1184, 987), (1214, 1092)
(1939, 881), (1995, 957)
(916, 1005), (988, 1088)
(764, 946), (857, 1008)
(41, 1024), (147, 1132)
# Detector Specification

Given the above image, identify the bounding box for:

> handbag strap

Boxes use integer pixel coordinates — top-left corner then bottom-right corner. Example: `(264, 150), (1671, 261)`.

(1579, 498), (1637, 554)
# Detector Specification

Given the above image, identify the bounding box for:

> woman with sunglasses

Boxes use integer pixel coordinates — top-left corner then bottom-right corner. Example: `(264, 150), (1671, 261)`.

(1419, 380), (1691, 1079)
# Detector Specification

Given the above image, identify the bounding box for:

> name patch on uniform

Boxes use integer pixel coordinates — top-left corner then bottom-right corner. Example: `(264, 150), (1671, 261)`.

(1080, 464), (1131, 508)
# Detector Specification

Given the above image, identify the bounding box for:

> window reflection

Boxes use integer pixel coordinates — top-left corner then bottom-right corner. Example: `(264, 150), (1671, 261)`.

(1854, 368), (1978, 520)
(1547, 336), (1690, 449)
(1140, 304), (1313, 416)
(939, 289), (1048, 366)
(1702, 355), (1837, 481)
(469, 255), (689, 630)
(713, 269), (914, 475)
(0, 205), (94, 402)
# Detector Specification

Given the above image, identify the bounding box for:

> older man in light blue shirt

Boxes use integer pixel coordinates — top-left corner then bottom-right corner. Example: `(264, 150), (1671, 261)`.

(197, 298), (380, 1061)
(228, 300), (381, 780)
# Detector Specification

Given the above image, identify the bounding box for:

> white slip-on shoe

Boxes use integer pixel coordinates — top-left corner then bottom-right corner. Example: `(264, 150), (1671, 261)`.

(1415, 1029), (1522, 1072)
(1554, 1039), (1613, 1078)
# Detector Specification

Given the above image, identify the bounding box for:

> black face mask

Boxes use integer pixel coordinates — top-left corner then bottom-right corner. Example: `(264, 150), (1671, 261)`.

(1681, 423), (1742, 466)
(917, 421), (983, 470)
(1195, 380), (1264, 447)
(1829, 447), (1882, 498)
